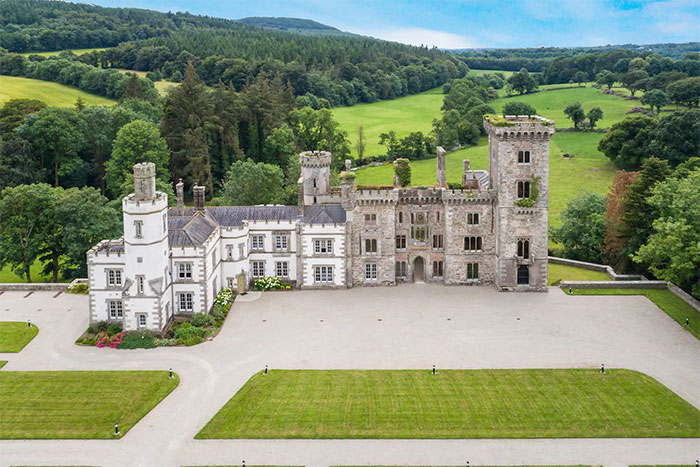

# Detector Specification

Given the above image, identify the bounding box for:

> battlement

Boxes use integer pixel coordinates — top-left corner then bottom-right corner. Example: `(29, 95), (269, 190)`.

(483, 114), (555, 139)
(300, 150), (332, 168)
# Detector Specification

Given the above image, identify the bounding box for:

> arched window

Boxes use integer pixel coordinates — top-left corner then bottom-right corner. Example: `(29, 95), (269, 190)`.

(517, 239), (530, 258)
(518, 150), (531, 163)
(517, 181), (531, 199)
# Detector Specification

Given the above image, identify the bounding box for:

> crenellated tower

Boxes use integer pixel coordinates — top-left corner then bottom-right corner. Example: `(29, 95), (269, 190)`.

(484, 115), (554, 291)
(299, 150), (332, 206)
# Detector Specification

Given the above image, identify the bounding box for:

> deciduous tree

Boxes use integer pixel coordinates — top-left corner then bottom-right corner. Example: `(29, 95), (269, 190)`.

(221, 159), (285, 206)
(550, 192), (607, 263)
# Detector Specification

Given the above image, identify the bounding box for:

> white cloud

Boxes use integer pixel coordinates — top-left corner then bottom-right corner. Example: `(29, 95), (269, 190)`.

(345, 26), (479, 49)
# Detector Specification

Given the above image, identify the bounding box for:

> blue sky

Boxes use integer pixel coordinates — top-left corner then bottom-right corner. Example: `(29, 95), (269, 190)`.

(90, 0), (700, 48)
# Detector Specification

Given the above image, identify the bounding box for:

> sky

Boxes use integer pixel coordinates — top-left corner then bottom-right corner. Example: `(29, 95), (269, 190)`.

(89, 0), (700, 49)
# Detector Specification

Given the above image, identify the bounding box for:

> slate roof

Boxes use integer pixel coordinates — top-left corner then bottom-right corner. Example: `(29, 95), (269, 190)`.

(465, 170), (490, 188)
(302, 205), (346, 224)
(168, 212), (218, 247)
(206, 206), (299, 226)
(96, 239), (124, 254)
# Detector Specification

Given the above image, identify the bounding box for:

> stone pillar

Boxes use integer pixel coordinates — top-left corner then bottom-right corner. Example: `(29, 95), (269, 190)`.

(393, 160), (400, 187)
(193, 184), (205, 212)
(345, 159), (352, 171)
(133, 162), (156, 201)
(435, 146), (446, 188)
(462, 159), (470, 186)
(175, 178), (184, 214)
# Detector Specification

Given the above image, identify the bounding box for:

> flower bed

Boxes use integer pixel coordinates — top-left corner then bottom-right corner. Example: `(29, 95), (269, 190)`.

(254, 276), (292, 291)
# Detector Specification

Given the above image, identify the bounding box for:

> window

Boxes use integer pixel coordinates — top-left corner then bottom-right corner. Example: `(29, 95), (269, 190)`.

(432, 234), (443, 249)
(107, 269), (122, 287)
(411, 226), (426, 242)
(136, 275), (145, 295)
(395, 261), (407, 277)
(433, 261), (444, 278)
(275, 261), (289, 278)
(464, 236), (483, 251)
(226, 244), (233, 259)
(314, 239), (333, 254)
(162, 214), (167, 233)
(518, 265), (530, 285)
(274, 235), (288, 251)
(517, 238), (530, 258)
(314, 266), (333, 283)
(467, 213), (480, 225)
(108, 300), (123, 319)
(365, 238), (377, 253)
(517, 181), (531, 199)
(134, 220), (143, 238)
(396, 235), (406, 249)
(238, 243), (245, 259)
(365, 263), (378, 281)
(364, 213), (377, 223)
(518, 150), (531, 163)
(138, 314), (147, 328)
(251, 261), (265, 278)
(212, 250), (216, 269)
(177, 263), (192, 280)
(398, 211), (403, 223)
(251, 235), (265, 250)
(227, 277), (235, 290)
(178, 293), (193, 312)
(467, 263), (479, 279)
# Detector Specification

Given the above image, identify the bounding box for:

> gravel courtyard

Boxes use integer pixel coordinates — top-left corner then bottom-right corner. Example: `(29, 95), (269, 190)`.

(0, 284), (698, 466)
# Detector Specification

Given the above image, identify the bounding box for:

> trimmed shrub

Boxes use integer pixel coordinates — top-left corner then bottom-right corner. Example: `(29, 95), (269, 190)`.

(117, 331), (157, 349)
(190, 313), (215, 327)
(67, 283), (89, 294)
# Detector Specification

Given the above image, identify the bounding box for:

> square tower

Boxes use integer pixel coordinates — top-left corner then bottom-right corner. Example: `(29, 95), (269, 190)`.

(484, 115), (555, 291)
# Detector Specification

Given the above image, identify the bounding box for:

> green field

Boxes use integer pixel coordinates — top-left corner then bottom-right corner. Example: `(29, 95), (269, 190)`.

(547, 264), (610, 285)
(196, 369), (700, 439)
(0, 259), (70, 284)
(0, 75), (116, 107)
(19, 48), (110, 57)
(0, 322), (39, 353)
(355, 131), (616, 227)
(467, 68), (515, 78)
(115, 69), (177, 96)
(570, 289), (700, 339)
(0, 371), (178, 439)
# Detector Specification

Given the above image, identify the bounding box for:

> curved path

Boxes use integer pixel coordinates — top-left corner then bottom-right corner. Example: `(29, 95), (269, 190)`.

(0, 285), (698, 467)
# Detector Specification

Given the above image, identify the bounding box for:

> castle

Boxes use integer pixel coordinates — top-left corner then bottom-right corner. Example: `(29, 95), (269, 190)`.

(87, 115), (554, 333)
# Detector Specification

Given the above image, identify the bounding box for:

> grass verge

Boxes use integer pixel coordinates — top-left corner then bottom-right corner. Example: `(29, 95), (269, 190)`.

(0, 361), (6, 369)
(196, 369), (700, 439)
(0, 322), (39, 352)
(548, 264), (609, 286)
(570, 289), (700, 339)
(0, 371), (179, 439)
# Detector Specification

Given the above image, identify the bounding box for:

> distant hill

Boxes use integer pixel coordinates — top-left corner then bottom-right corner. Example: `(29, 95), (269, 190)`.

(238, 17), (356, 37)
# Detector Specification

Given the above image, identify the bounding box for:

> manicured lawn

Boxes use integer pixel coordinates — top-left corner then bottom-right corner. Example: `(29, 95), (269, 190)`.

(196, 369), (700, 439)
(0, 259), (70, 283)
(570, 289), (700, 339)
(0, 75), (116, 107)
(547, 264), (609, 285)
(0, 361), (6, 369)
(0, 371), (179, 439)
(355, 131), (616, 228)
(0, 322), (39, 352)
(19, 47), (110, 57)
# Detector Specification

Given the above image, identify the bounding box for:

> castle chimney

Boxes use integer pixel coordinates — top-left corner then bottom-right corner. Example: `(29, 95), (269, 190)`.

(435, 146), (446, 188)
(297, 177), (304, 216)
(192, 184), (205, 212)
(462, 159), (471, 185)
(175, 178), (184, 214)
(133, 162), (156, 201)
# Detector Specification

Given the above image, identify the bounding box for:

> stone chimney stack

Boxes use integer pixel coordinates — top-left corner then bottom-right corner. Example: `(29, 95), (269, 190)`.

(193, 184), (205, 212)
(345, 159), (352, 171)
(435, 146), (446, 188)
(133, 162), (156, 201)
(175, 178), (184, 214)
(462, 159), (470, 185)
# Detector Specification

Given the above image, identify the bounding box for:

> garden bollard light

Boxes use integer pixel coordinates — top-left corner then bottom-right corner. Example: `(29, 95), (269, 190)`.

(432, 365), (436, 375)
(601, 363), (605, 374)
(242, 461), (245, 467)
(569, 287), (572, 295)
(169, 368), (173, 378)
(28, 319), (31, 328)
(686, 317), (689, 326)
(466, 462), (470, 467)
(264, 365), (268, 375)
(114, 423), (119, 435)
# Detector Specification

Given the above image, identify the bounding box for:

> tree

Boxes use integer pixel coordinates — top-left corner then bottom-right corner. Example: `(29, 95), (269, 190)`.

(550, 192), (607, 263)
(598, 115), (657, 169)
(161, 62), (216, 195)
(586, 107), (604, 129)
(262, 123), (295, 169)
(634, 168), (700, 299)
(604, 170), (639, 272)
(355, 124), (366, 158)
(0, 137), (42, 190)
(221, 159), (285, 206)
(0, 98), (46, 139)
(105, 120), (170, 197)
(506, 68), (538, 95)
(596, 70), (616, 90)
(502, 101), (537, 116)
(0, 183), (58, 282)
(15, 107), (86, 187)
(564, 103), (586, 129)
(666, 77), (700, 107)
(650, 109), (700, 167)
(620, 70), (649, 97)
(619, 157), (671, 272)
(80, 106), (114, 195)
(641, 89), (670, 114)
(573, 71), (588, 86)
(288, 106), (351, 168)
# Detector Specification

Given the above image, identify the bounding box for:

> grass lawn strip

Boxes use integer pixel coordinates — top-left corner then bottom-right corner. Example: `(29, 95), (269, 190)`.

(0, 361), (6, 369)
(196, 369), (700, 439)
(547, 264), (609, 285)
(570, 289), (700, 339)
(0, 322), (39, 352)
(0, 371), (178, 439)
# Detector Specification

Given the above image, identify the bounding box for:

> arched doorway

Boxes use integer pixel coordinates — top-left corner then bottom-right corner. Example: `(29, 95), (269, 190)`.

(413, 257), (425, 283)
(517, 265), (530, 285)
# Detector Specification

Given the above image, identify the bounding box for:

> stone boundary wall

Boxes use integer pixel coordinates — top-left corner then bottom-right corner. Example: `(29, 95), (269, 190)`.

(551, 256), (700, 313)
(0, 278), (87, 292)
